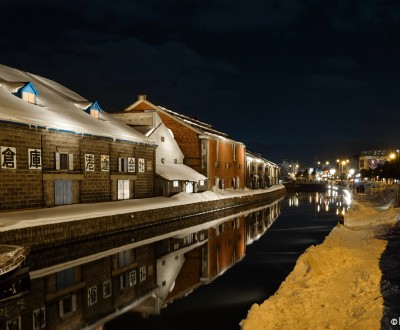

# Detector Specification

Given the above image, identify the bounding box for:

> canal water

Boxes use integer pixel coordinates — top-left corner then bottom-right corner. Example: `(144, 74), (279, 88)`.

(105, 190), (349, 330)
(2, 189), (349, 330)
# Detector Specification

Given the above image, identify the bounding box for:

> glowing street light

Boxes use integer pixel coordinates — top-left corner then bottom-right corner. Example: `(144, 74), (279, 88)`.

(329, 168), (336, 186)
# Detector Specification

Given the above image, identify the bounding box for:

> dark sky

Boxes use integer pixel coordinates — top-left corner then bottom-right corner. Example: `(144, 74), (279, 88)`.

(1, 0), (400, 164)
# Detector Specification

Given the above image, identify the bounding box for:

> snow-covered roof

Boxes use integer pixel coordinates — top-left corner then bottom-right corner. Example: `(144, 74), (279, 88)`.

(157, 105), (237, 141)
(157, 163), (208, 181)
(0, 64), (155, 146)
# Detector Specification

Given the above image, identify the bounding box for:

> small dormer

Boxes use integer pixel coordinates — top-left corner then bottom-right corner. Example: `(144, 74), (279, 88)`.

(85, 101), (102, 119)
(16, 82), (39, 104)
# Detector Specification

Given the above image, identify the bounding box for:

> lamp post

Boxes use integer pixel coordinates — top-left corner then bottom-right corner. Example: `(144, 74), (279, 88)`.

(336, 159), (349, 185)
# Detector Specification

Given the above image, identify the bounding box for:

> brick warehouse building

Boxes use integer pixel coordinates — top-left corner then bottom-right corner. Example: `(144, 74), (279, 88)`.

(113, 95), (246, 190)
(0, 64), (156, 211)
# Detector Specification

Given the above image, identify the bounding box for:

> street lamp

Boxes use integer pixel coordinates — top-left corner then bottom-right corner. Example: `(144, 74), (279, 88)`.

(336, 159), (349, 183)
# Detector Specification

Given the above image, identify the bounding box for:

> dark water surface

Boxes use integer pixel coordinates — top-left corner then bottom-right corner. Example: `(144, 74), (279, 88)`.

(105, 191), (346, 330)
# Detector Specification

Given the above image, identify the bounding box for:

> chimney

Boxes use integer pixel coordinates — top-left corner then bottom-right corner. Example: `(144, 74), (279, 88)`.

(138, 95), (146, 101)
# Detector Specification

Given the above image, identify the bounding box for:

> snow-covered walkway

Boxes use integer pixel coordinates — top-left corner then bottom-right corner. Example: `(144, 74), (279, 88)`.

(241, 199), (400, 330)
(0, 185), (284, 231)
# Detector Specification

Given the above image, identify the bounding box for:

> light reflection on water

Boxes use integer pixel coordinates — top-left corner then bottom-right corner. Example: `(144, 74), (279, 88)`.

(105, 190), (346, 330)
(287, 189), (352, 216)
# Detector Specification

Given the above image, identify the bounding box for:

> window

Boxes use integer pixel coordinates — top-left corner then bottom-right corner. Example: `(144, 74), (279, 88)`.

(199, 180), (204, 186)
(118, 250), (133, 268)
(161, 136), (165, 142)
(56, 268), (75, 290)
(138, 158), (145, 172)
(22, 91), (36, 104)
(55, 152), (73, 171)
(173, 180), (179, 187)
(6, 316), (21, 330)
(90, 109), (99, 119)
(118, 158), (127, 172)
(161, 158), (165, 164)
(120, 273), (129, 290)
(33, 307), (46, 329)
(59, 295), (76, 317)
(85, 101), (102, 119)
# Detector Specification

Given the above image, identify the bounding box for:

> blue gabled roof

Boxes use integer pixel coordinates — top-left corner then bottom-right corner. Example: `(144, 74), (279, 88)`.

(20, 82), (39, 95)
(85, 100), (102, 113)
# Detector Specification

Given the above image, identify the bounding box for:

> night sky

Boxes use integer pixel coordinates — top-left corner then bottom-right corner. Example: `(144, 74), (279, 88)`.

(1, 1), (400, 164)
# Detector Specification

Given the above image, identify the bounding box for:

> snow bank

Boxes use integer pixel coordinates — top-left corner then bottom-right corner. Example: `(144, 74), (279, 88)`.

(0, 185), (284, 231)
(241, 199), (400, 330)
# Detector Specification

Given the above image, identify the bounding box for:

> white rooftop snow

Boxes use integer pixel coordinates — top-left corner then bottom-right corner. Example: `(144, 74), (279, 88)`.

(157, 163), (208, 181)
(0, 64), (154, 145)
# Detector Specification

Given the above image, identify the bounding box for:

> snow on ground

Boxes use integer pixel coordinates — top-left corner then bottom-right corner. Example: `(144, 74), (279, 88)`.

(241, 198), (400, 330)
(0, 185), (283, 231)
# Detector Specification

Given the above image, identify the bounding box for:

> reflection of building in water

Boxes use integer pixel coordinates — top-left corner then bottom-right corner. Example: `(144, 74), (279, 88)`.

(0, 201), (281, 329)
(287, 191), (351, 216)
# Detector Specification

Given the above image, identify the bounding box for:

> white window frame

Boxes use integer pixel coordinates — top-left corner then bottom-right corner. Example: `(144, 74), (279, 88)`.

(33, 307), (46, 329)
(55, 152), (74, 171)
(118, 157), (127, 172)
(23, 91), (36, 104)
(7, 316), (21, 330)
(59, 294), (77, 317)
(90, 109), (99, 119)
(173, 180), (179, 187)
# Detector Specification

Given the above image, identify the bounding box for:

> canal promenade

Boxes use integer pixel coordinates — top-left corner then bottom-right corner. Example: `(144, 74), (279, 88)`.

(0, 185), (285, 248)
(241, 197), (400, 329)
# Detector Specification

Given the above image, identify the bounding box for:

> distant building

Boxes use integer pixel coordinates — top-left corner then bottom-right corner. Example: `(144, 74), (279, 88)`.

(359, 149), (398, 171)
(113, 95), (246, 190)
(111, 99), (208, 196)
(0, 64), (156, 210)
(246, 151), (279, 188)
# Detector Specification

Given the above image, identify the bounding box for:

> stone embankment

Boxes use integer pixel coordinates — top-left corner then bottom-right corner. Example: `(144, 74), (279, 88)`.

(0, 186), (285, 249)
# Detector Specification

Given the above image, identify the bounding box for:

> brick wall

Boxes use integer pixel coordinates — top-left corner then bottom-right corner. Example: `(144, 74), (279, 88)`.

(0, 125), (43, 209)
(0, 122), (156, 210)
(207, 139), (246, 189)
(158, 112), (202, 172)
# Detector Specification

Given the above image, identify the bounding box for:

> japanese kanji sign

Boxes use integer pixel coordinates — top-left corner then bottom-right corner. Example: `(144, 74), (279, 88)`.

(101, 155), (110, 171)
(1, 146), (16, 169)
(28, 148), (42, 169)
(85, 154), (95, 171)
